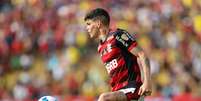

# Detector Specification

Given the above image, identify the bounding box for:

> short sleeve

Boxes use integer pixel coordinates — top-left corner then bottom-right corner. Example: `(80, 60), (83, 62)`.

(115, 29), (137, 51)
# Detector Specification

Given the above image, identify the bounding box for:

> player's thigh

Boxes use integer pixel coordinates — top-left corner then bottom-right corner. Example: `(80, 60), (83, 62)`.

(98, 91), (127, 101)
(130, 96), (144, 101)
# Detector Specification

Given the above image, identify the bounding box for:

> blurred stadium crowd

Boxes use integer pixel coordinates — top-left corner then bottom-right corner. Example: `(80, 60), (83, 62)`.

(0, 0), (201, 101)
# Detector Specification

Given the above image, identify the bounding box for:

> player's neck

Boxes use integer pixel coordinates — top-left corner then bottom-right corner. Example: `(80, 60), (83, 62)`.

(99, 27), (109, 42)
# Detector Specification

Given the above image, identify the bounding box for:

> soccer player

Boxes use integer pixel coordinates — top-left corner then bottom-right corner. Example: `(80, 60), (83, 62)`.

(84, 8), (152, 101)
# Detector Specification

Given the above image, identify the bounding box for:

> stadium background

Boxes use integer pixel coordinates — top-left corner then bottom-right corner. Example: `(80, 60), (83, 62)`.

(0, 0), (201, 101)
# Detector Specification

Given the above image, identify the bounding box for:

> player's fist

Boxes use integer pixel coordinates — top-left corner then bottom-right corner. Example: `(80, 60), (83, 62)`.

(138, 81), (152, 96)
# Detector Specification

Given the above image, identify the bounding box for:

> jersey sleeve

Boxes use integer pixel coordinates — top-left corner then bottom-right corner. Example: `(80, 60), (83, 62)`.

(115, 29), (137, 51)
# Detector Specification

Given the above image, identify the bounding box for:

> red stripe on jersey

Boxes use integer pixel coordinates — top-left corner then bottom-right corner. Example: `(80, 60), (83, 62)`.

(112, 81), (128, 91)
(110, 69), (128, 85)
(101, 48), (120, 62)
(128, 42), (137, 51)
(100, 40), (120, 63)
(98, 44), (102, 53)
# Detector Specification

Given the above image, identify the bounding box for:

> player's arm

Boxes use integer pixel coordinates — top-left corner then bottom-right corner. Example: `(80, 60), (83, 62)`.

(115, 29), (152, 96)
(130, 46), (152, 96)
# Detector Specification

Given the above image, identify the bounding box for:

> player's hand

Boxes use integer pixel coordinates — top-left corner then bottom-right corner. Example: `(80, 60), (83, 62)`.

(138, 81), (152, 96)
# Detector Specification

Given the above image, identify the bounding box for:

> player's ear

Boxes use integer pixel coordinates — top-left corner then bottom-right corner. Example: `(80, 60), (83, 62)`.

(97, 20), (101, 28)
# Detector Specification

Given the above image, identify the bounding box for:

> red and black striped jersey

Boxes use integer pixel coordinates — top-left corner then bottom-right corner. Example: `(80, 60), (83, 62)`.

(98, 28), (142, 91)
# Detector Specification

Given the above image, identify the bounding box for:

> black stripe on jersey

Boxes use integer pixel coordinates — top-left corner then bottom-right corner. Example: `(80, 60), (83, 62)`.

(122, 49), (137, 82)
(115, 29), (137, 82)
(115, 44), (136, 82)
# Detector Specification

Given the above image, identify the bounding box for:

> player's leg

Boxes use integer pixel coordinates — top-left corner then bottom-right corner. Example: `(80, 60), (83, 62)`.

(119, 87), (142, 101)
(98, 91), (127, 101)
(130, 96), (144, 101)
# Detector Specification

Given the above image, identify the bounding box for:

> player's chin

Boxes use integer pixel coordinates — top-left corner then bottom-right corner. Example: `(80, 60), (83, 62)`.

(89, 34), (94, 38)
(89, 33), (96, 38)
(87, 33), (92, 38)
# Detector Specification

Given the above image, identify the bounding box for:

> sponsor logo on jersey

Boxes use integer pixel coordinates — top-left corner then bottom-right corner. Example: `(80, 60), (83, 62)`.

(121, 30), (135, 41)
(105, 59), (118, 73)
(116, 35), (129, 47)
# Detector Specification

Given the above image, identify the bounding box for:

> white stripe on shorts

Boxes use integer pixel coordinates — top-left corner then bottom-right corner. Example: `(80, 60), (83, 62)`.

(119, 88), (136, 94)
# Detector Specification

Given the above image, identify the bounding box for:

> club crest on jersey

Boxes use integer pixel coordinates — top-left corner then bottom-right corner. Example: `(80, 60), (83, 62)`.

(121, 34), (129, 41)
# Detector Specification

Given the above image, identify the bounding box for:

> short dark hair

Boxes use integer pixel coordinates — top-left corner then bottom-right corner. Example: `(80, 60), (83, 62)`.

(84, 8), (110, 26)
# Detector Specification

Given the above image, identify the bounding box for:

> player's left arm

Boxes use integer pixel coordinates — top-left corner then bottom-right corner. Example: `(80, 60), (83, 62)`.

(115, 29), (152, 96)
(130, 46), (152, 96)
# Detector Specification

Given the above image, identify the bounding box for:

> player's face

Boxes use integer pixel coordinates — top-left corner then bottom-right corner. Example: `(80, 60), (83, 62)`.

(85, 19), (99, 39)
